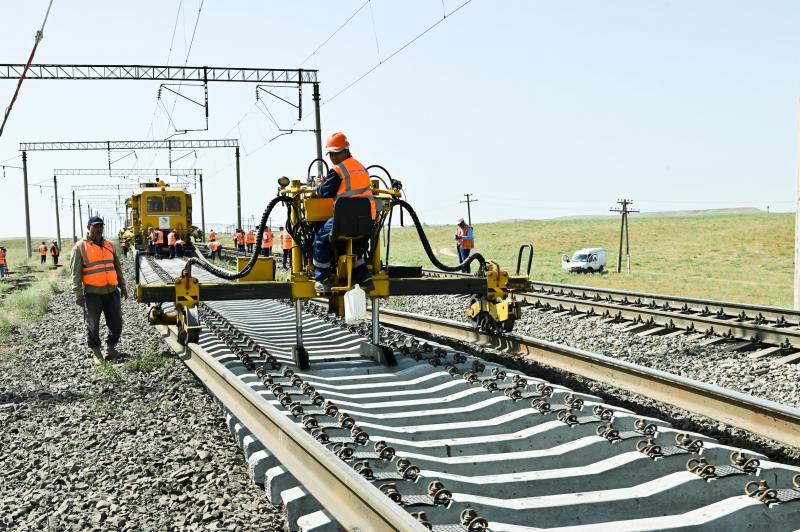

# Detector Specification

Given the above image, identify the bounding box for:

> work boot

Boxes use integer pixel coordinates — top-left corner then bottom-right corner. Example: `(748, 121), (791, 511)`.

(105, 344), (121, 360)
(314, 276), (334, 293)
(90, 346), (103, 365)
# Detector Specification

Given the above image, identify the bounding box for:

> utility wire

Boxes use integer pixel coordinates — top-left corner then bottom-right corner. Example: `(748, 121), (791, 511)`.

(326, 0), (475, 105)
(298, 1), (370, 67)
(146, 0), (185, 166)
(0, 0), (55, 137)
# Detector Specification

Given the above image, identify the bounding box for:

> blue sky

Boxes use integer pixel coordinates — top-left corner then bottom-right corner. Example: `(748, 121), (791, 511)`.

(1, 1), (798, 238)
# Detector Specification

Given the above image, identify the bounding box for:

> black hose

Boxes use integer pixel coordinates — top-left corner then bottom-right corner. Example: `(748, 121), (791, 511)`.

(394, 199), (486, 273)
(185, 195), (295, 280)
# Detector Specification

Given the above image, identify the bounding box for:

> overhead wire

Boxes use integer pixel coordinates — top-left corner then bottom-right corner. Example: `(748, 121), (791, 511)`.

(0, 0), (56, 137)
(298, 1), (371, 67)
(325, 0), (475, 106)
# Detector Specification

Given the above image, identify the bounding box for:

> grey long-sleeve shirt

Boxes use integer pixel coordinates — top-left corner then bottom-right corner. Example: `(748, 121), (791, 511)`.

(70, 237), (127, 296)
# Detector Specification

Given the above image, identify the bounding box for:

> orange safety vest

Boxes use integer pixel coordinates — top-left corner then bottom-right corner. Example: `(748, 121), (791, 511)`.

(211, 241), (221, 252)
(75, 239), (118, 287)
(209, 230), (216, 241)
(51, 244), (60, 256)
(333, 157), (375, 219)
(0, 249), (5, 265)
(234, 232), (241, 245)
(38, 244), (47, 256)
(262, 230), (273, 248)
(246, 231), (255, 244)
(168, 232), (177, 246)
(280, 230), (293, 250)
(458, 225), (474, 250)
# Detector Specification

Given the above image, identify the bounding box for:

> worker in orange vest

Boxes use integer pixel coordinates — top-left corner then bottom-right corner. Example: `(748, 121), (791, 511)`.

(245, 229), (256, 254)
(236, 229), (245, 252)
(148, 228), (155, 255)
(70, 216), (127, 363)
(167, 228), (177, 259)
(261, 227), (273, 257)
(209, 229), (216, 242)
(38, 241), (47, 265)
(0, 246), (7, 278)
(312, 132), (376, 292)
(455, 218), (474, 273)
(151, 228), (161, 259)
(50, 240), (60, 266)
(279, 226), (293, 269)
(208, 239), (222, 260)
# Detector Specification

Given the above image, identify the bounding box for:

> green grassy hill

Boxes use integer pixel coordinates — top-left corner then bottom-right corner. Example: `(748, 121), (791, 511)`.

(385, 212), (793, 307)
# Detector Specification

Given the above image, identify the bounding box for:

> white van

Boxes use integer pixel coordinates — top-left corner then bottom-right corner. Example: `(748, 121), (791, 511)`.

(561, 247), (607, 273)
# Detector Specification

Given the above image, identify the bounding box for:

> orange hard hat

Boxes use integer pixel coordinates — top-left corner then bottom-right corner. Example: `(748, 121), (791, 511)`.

(325, 132), (350, 154)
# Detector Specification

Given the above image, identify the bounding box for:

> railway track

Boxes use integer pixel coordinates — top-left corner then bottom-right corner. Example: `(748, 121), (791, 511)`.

(137, 256), (800, 531)
(421, 269), (800, 363)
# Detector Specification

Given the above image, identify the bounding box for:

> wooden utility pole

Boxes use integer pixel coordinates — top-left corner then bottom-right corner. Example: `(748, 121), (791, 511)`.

(610, 199), (638, 274)
(460, 193), (478, 225)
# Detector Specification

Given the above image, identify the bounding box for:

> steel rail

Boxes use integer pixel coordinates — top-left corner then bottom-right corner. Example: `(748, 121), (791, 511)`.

(527, 279), (800, 324)
(519, 290), (800, 347)
(420, 268), (800, 347)
(155, 324), (425, 532)
(375, 308), (800, 449)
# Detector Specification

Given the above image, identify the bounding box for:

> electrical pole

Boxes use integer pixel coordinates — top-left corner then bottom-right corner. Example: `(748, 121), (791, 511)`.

(610, 199), (638, 274)
(22, 151), (32, 258)
(199, 172), (206, 241)
(78, 200), (83, 234)
(795, 103), (800, 308)
(460, 193), (478, 225)
(53, 175), (61, 249)
(87, 203), (91, 221)
(235, 147), (242, 230)
(72, 189), (76, 242)
(313, 82), (323, 176)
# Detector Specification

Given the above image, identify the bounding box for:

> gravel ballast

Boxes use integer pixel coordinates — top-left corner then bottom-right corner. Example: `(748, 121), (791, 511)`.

(0, 261), (284, 531)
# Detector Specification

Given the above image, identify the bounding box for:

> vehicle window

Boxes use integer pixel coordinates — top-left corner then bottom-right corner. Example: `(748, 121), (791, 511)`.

(572, 253), (588, 261)
(146, 196), (163, 212)
(165, 196), (182, 212)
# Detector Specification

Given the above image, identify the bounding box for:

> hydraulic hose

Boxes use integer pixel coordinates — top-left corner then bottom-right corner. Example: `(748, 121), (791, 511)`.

(184, 195), (296, 280)
(394, 199), (486, 273)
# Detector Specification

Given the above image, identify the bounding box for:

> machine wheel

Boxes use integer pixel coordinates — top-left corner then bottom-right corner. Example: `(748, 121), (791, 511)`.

(502, 318), (516, 333)
(178, 327), (188, 345)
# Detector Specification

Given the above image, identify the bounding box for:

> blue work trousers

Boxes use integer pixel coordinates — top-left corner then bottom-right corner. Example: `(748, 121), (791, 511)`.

(313, 217), (368, 282)
(458, 247), (472, 273)
(168, 245), (176, 259)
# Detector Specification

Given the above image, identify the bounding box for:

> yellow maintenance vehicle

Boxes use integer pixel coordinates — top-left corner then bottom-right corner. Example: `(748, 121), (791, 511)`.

(121, 180), (199, 253)
(135, 162), (527, 369)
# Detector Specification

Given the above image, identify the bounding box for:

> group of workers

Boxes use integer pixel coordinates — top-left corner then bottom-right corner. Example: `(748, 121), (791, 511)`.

(147, 228), (187, 259)
(36, 240), (61, 265)
(205, 225), (294, 268)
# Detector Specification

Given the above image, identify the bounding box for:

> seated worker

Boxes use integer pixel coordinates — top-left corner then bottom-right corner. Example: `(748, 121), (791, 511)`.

(312, 132), (376, 292)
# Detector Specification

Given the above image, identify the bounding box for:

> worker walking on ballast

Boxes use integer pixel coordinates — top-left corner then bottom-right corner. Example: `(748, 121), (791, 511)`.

(70, 216), (128, 363)
(38, 241), (47, 265)
(312, 132), (376, 292)
(50, 240), (60, 266)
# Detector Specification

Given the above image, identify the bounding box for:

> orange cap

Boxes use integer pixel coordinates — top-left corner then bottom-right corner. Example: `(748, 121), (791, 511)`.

(325, 132), (350, 154)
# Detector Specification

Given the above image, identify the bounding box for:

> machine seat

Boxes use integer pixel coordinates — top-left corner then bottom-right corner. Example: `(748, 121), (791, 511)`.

(331, 197), (373, 240)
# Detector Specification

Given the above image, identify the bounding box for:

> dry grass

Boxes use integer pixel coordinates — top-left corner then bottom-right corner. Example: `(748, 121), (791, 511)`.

(385, 212), (793, 307)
